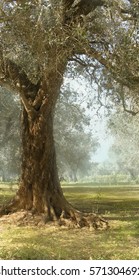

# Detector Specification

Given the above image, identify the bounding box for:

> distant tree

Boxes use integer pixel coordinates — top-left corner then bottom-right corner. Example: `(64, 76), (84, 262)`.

(0, 89), (21, 180)
(55, 87), (99, 181)
(0, 0), (138, 227)
(108, 111), (139, 180)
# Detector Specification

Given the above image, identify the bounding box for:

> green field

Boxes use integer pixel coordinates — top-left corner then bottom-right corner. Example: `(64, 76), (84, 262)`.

(0, 183), (139, 259)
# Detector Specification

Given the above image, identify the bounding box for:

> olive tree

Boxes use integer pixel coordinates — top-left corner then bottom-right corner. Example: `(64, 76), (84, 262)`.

(0, 0), (138, 228)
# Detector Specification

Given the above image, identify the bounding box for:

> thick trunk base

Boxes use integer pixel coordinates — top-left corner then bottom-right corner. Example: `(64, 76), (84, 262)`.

(0, 194), (109, 230)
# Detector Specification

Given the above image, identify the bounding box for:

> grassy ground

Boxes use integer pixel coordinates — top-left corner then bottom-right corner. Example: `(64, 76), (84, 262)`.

(0, 183), (139, 259)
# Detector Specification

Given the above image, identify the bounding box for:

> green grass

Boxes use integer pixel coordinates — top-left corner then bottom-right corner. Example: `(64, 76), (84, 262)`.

(0, 183), (17, 205)
(0, 184), (139, 259)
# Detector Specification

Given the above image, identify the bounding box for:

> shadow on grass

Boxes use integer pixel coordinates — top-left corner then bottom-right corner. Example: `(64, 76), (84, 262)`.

(67, 197), (139, 214)
(63, 186), (139, 216)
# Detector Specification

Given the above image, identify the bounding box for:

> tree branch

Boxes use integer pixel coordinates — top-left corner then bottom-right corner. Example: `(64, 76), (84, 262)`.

(0, 76), (17, 93)
(0, 75), (38, 120)
(0, 58), (40, 119)
(40, 96), (49, 117)
(62, 0), (75, 10)
(20, 91), (38, 120)
(119, 90), (139, 116)
(120, 7), (138, 20)
(33, 88), (44, 111)
(70, 55), (95, 67)
(73, 0), (105, 17)
(63, 0), (106, 23)
(83, 47), (112, 70)
(81, 46), (139, 89)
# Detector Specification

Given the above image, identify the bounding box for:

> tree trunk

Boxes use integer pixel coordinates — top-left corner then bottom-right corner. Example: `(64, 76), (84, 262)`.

(16, 104), (72, 220)
(0, 63), (108, 229)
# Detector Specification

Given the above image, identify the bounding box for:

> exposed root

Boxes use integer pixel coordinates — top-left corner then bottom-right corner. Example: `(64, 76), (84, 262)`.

(0, 200), (109, 230)
(0, 210), (109, 230)
(0, 210), (52, 227)
(0, 208), (109, 230)
(59, 210), (109, 230)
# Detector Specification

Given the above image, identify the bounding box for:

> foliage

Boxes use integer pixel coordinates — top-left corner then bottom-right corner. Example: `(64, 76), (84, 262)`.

(0, 1), (138, 94)
(108, 111), (139, 180)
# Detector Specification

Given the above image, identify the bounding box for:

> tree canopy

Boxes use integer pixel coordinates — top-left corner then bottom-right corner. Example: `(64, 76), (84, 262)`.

(0, 0), (138, 94)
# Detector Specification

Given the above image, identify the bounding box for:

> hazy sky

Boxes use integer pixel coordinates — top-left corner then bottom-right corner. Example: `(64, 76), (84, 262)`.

(65, 77), (113, 163)
(93, 121), (113, 162)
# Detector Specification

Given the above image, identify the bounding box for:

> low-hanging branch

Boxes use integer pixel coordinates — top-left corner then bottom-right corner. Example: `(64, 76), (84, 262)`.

(81, 45), (139, 90)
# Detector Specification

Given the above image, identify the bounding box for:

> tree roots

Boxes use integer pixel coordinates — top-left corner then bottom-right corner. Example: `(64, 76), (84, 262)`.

(59, 210), (109, 230)
(0, 202), (109, 230)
